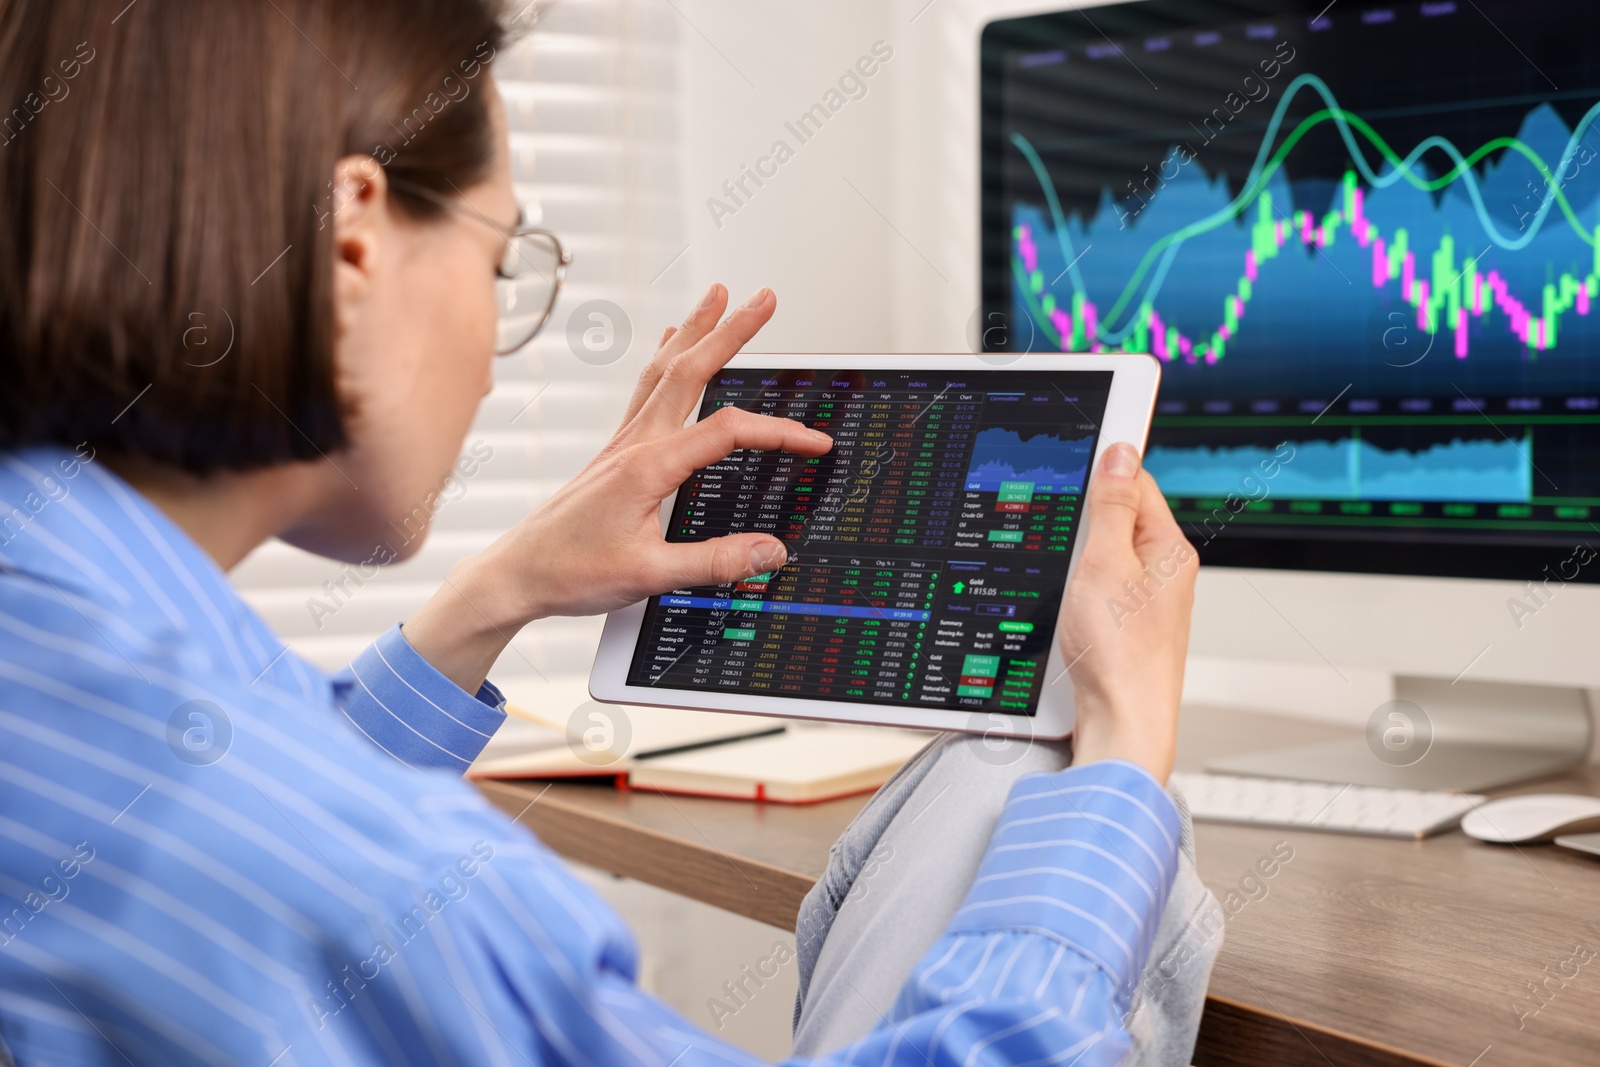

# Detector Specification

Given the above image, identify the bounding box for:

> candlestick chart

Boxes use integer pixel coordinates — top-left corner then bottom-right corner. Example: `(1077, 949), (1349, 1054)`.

(1012, 76), (1600, 396)
(988, 14), (1600, 551)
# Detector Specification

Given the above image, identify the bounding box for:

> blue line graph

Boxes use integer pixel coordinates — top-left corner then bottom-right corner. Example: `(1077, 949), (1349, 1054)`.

(965, 429), (1094, 493)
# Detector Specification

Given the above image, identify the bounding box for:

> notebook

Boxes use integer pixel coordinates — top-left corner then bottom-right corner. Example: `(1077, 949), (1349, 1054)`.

(627, 726), (931, 804)
(468, 685), (930, 804)
(467, 702), (783, 780)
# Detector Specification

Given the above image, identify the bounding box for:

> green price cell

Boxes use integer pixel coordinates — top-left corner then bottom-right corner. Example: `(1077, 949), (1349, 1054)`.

(962, 654), (1001, 676)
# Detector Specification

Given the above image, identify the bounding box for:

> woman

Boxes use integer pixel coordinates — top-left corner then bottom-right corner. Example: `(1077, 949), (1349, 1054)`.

(0, 1), (1212, 1064)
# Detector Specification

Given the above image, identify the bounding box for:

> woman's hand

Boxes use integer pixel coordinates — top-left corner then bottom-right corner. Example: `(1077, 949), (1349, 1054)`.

(404, 284), (833, 693)
(1054, 444), (1198, 784)
(483, 283), (834, 617)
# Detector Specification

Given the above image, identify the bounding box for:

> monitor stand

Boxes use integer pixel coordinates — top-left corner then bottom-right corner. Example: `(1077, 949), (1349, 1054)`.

(1206, 677), (1594, 793)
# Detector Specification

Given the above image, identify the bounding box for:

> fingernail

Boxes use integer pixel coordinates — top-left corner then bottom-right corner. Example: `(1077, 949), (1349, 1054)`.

(741, 287), (772, 310)
(1104, 443), (1141, 479)
(751, 541), (786, 573)
(697, 283), (719, 311)
(809, 428), (832, 443)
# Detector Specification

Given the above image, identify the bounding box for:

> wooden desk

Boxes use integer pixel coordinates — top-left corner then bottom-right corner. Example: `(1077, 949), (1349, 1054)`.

(478, 707), (1600, 1067)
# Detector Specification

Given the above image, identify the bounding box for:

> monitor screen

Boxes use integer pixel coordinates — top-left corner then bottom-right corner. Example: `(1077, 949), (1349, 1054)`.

(625, 369), (1113, 716)
(980, 0), (1600, 582)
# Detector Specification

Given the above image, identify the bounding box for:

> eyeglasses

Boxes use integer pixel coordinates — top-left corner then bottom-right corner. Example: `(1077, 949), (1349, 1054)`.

(388, 177), (571, 356)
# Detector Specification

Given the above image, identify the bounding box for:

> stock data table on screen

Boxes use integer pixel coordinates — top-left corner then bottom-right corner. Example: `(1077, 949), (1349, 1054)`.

(625, 370), (1110, 717)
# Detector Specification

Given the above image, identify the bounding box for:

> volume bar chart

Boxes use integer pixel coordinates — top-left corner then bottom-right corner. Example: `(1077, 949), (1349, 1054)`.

(1146, 433), (1535, 503)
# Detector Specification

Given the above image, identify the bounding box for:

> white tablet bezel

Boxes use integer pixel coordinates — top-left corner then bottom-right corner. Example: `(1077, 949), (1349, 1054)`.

(589, 352), (1161, 740)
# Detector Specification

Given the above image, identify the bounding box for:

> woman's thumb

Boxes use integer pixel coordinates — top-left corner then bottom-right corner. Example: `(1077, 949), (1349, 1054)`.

(657, 534), (789, 589)
(1082, 443), (1144, 550)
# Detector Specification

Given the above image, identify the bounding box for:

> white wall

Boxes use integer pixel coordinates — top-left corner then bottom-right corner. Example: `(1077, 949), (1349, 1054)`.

(673, 1), (897, 352)
(671, 0), (1059, 354)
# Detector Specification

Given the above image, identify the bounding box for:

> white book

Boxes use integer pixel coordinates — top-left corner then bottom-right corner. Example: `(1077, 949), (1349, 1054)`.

(470, 686), (932, 804)
(469, 692), (786, 781)
(628, 726), (932, 804)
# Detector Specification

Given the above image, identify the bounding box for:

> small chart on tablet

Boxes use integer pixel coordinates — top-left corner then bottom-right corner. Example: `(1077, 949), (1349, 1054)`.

(625, 369), (1113, 716)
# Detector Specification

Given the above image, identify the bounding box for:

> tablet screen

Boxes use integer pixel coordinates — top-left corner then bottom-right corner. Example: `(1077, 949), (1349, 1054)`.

(625, 369), (1114, 717)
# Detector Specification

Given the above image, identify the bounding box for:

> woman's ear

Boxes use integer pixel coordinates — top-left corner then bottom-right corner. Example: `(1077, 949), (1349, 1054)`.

(329, 155), (390, 339)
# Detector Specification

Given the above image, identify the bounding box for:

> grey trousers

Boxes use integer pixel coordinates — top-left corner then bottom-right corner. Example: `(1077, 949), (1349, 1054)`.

(792, 733), (1222, 1066)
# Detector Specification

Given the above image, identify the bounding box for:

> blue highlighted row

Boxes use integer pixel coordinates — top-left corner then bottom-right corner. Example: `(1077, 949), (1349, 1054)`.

(659, 595), (931, 621)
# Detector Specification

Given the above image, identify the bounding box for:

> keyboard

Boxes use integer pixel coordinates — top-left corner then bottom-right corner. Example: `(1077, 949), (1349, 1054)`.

(1170, 772), (1486, 839)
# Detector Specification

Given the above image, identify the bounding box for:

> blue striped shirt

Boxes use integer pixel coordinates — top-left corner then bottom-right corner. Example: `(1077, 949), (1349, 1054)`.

(0, 444), (1180, 1066)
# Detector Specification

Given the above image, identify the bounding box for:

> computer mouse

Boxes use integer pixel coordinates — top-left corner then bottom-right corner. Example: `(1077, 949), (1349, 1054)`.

(1461, 794), (1600, 844)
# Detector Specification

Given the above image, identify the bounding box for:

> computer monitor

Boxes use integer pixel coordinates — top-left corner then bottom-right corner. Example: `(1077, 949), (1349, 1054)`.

(979, 0), (1600, 788)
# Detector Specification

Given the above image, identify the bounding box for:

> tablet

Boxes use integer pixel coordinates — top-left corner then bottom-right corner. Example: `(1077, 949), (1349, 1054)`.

(589, 353), (1161, 740)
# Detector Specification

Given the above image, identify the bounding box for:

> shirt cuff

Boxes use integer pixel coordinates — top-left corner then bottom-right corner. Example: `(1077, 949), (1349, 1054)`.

(338, 623), (507, 772)
(947, 759), (1181, 995)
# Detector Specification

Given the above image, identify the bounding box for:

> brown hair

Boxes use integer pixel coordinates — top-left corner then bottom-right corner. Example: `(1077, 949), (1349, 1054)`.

(0, 0), (507, 474)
